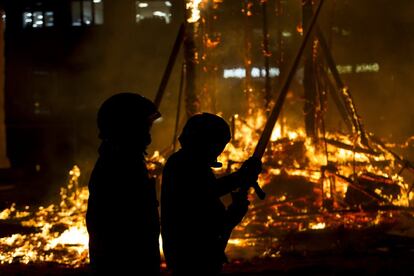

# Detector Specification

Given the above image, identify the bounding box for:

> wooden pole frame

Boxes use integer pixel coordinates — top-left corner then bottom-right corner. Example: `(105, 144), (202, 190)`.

(248, 0), (325, 200)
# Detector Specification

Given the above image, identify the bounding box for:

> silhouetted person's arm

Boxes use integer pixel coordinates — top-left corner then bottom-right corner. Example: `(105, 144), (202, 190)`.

(214, 157), (262, 197)
(215, 172), (244, 196)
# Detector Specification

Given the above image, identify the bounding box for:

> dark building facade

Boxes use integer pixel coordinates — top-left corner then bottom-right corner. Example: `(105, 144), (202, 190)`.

(2, 0), (183, 194)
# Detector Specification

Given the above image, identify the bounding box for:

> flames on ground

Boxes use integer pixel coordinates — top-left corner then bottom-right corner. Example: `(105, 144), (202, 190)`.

(0, 166), (89, 267)
(0, 111), (414, 267)
(219, 111), (414, 260)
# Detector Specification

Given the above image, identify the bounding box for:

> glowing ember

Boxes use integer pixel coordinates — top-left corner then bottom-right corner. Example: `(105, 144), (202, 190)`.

(309, 222), (326, 230)
(0, 166), (89, 267)
(186, 0), (203, 23)
(213, 110), (414, 259)
(218, 111), (412, 209)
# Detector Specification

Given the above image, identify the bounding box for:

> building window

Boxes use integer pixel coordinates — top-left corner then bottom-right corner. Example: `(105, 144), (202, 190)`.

(71, 0), (104, 27)
(44, 12), (54, 27)
(23, 10), (54, 28)
(136, 1), (172, 24)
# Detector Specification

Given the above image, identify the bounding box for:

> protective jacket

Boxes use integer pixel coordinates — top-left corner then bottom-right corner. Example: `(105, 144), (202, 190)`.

(161, 148), (248, 275)
(87, 142), (160, 275)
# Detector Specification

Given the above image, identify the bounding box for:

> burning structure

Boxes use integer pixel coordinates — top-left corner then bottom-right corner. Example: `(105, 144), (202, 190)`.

(181, 2), (414, 270)
(1, 0), (414, 274)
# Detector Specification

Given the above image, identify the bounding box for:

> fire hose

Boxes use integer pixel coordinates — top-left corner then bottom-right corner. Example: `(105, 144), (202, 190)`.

(244, 0), (325, 200)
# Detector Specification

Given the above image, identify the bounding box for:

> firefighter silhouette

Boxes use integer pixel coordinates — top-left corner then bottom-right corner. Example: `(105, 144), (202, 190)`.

(86, 93), (161, 275)
(161, 113), (262, 276)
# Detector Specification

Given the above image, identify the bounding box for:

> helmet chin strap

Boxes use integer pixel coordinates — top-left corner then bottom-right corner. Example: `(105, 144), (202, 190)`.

(210, 160), (223, 168)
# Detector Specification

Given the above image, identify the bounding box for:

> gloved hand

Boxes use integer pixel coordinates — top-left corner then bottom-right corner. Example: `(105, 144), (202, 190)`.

(237, 156), (263, 187)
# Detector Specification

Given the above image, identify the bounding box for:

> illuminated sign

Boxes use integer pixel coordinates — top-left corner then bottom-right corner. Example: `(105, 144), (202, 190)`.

(223, 63), (380, 79)
(136, 1), (172, 24)
(224, 67), (280, 79)
(337, 63), (380, 74)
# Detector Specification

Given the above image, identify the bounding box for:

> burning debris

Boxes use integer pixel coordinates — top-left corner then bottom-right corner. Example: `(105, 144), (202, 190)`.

(1, 0), (414, 273)
(0, 166), (89, 267)
(174, 2), (414, 264)
(0, 120), (413, 268)
(218, 111), (414, 261)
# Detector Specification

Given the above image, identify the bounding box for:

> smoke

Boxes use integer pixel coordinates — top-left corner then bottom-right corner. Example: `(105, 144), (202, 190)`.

(62, 2), (185, 166)
(327, 0), (414, 154)
(24, 0), (414, 193)
(3, 1), (185, 203)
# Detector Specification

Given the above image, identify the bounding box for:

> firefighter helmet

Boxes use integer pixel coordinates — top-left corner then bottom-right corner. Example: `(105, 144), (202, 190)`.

(179, 113), (231, 150)
(97, 92), (161, 140)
